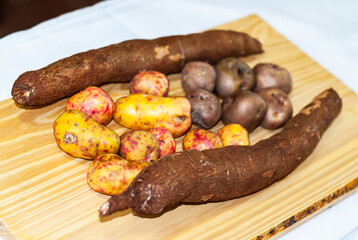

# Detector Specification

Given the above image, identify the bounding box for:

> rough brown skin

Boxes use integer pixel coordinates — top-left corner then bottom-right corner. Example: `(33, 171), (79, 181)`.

(99, 88), (342, 217)
(12, 30), (263, 106)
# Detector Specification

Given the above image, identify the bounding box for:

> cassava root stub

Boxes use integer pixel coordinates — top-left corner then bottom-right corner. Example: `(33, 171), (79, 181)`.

(99, 88), (342, 217)
(12, 30), (263, 106)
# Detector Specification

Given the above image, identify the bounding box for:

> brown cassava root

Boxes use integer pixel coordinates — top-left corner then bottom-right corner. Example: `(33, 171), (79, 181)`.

(99, 88), (342, 217)
(12, 30), (263, 106)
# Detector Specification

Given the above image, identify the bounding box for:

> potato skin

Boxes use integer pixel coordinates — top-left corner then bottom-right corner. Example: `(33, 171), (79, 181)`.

(149, 128), (176, 157)
(129, 71), (169, 97)
(217, 123), (250, 146)
(181, 61), (216, 93)
(186, 89), (222, 129)
(258, 87), (293, 129)
(87, 154), (147, 195)
(182, 129), (222, 151)
(222, 90), (267, 132)
(65, 86), (115, 125)
(114, 94), (191, 138)
(215, 57), (255, 98)
(119, 131), (160, 163)
(53, 110), (120, 159)
(253, 63), (292, 93)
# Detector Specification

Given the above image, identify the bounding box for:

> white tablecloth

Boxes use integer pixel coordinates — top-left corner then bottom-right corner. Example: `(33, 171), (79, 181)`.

(0, 0), (357, 239)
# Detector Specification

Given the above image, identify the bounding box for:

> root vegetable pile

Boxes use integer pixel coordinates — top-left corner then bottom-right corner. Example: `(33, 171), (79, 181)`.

(11, 28), (343, 221)
(99, 88), (342, 216)
(11, 30), (263, 106)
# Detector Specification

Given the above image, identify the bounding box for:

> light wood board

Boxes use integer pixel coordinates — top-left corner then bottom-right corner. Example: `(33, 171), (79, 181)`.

(1, 14), (358, 240)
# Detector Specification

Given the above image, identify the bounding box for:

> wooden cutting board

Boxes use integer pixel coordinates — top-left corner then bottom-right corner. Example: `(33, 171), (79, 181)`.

(1, 14), (358, 240)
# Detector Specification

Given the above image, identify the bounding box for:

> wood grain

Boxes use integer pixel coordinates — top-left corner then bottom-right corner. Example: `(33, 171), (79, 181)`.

(1, 14), (358, 240)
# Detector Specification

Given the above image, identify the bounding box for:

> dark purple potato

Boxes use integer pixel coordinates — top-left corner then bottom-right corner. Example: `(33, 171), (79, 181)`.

(215, 57), (255, 98)
(222, 90), (267, 132)
(253, 63), (292, 93)
(186, 89), (222, 129)
(181, 61), (216, 93)
(258, 87), (293, 130)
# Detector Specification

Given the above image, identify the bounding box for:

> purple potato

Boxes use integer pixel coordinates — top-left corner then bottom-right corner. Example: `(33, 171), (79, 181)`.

(215, 57), (255, 98)
(181, 61), (216, 94)
(222, 90), (267, 132)
(258, 87), (293, 129)
(186, 89), (222, 129)
(253, 63), (292, 93)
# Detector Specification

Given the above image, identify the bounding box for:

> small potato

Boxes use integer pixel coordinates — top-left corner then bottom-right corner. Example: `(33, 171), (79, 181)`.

(130, 71), (169, 97)
(222, 90), (267, 133)
(258, 87), (293, 129)
(217, 123), (250, 146)
(149, 127), (176, 157)
(186, 89), (222, 129)
(253, 63), (292, 93)
(114, 94), (191, 138)
(182, 129), (222, 151)
(65, 86), (115, 125)
(119, 130), (160, 163)
(215, 57), (255, 98)
(53, 110), (120, 159)
(181, 61), (216, 93)
(87, 154), (148, 195)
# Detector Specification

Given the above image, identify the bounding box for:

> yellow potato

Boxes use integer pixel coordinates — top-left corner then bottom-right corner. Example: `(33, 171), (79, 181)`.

(149, 127), (176, 157)
(130, 71), (169, 97)
(53, 110), (120, 159)
(217, 123), (250, 146)
(182, 129), (222, 151)
(119, 130), (160, 163)
(65, 86), (115, 125)
(87, 154), (147, 195)
(114, 94), (191, 138)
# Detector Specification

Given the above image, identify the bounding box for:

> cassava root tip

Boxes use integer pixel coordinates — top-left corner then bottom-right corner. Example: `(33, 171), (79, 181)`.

(11, 83), (33, 105)
(99, 194), (132, 217)
(99, 202), (110, 217)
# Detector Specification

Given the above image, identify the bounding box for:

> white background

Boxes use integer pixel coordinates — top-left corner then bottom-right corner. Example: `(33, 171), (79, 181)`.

(0, 0), (357, 239)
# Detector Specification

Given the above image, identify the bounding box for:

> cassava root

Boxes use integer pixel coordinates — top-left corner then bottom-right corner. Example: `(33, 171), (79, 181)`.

(12, 30), (263, 106)
(99, 88), (342, 217)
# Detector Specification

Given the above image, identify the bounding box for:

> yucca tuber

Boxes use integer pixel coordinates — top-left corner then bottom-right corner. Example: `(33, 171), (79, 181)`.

(99, 88), (342, 217)
(12, 30), (263, 106)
